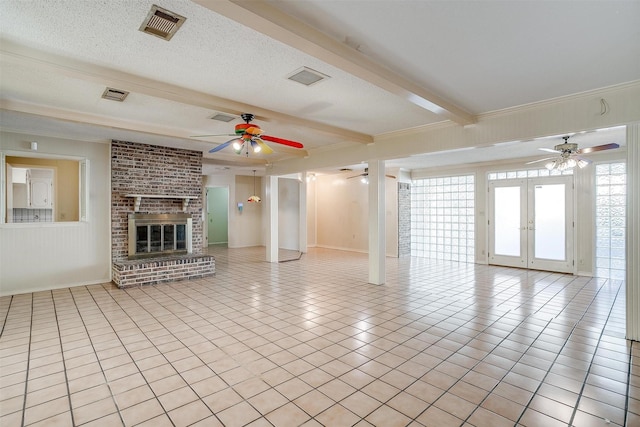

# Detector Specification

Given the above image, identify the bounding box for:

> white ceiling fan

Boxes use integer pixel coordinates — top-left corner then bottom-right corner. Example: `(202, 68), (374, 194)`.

(526, 135), (619, 171)
(347, 167), (396, 183)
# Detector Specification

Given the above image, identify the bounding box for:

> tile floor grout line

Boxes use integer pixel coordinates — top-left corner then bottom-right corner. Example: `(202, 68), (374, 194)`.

(50, 289), (77, 427)
(420, 274), (609, 426)
(66, 285), (127, 427)
(566, 279), (626, 427)
(103, 282), (269, 425)
(140, 278), (354, 423)
(206, 249), (504, 423)
(19, 293), (34, 427)
(0, 295), (12, 338)
(511, 277), (623, 426)
(313, 289), (532, 423)
(82, 285), (180, 427)
(408, 308), (553, 425)
(625, 340), (636, 427)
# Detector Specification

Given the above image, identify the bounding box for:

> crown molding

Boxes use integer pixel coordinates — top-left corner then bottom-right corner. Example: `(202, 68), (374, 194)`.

(479, 80), (640, 119)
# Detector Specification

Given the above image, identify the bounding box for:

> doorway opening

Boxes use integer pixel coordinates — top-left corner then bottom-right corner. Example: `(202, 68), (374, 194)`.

(489, 175), (574, 273)
(206, 187), (228, 247)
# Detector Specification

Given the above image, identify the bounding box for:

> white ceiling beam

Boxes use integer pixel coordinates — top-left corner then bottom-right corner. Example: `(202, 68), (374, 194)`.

(0, 40), (373, 144)
(195, 0), (476, 126)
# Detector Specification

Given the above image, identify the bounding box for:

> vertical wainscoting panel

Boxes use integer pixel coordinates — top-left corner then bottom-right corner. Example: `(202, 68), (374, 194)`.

(626, 123), (640, 341)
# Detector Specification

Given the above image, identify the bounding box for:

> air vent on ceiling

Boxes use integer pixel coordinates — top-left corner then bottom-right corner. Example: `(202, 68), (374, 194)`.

(139, 5), (186, 41)
(287, 67), (330, 86)
(101, 87), (129, 102)
(210, 113), (236, 122)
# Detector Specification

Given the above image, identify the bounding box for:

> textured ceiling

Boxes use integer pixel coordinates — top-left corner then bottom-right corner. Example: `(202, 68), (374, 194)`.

(1, 0), (638, 174)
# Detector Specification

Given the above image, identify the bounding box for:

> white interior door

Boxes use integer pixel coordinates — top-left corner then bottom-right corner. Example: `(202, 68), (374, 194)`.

(489, 176), (574, 273)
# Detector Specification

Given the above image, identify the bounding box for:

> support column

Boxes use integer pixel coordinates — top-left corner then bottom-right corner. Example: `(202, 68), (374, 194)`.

(266, 175), (278, 263)
(626, 123), (640, 340)
(299, 172), (308, 253)
(368, 160), (386, 285)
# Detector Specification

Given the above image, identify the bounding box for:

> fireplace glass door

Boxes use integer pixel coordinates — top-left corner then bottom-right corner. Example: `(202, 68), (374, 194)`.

(129, 213), (192, 259)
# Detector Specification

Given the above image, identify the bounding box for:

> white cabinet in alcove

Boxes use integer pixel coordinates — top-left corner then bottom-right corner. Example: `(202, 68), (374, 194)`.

(23, 168), (53, 209)
(29, 176), (52, 208)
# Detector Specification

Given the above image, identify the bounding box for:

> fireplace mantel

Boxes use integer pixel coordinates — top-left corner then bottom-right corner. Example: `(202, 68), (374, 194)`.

(124, 194), (196, 212)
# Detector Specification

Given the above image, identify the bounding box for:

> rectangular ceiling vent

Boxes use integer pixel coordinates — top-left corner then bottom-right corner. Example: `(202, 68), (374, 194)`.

(210, 113), (236, 122)
(139, 5), (186, 41)
(287, 67), (330, 86)
(101, 87), (129, 102)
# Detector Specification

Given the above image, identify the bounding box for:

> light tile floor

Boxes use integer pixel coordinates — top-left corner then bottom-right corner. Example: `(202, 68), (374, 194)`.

(1, 246), (639, 426)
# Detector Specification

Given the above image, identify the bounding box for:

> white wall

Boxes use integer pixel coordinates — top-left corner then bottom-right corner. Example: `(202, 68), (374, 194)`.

(306, 178), (317, 246)
(278, 177), (300, 250)
(0, 132), (111, 296)
(314, 172), (399, 256)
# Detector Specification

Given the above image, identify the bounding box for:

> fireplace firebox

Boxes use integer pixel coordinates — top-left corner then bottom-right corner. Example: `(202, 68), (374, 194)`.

(128, 213), (192, 259)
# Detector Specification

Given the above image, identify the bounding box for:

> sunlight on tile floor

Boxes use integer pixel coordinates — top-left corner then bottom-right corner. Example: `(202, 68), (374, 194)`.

(1, 247), (638, 426)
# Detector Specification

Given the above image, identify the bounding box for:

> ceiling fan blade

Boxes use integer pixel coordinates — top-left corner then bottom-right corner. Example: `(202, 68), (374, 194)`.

(577, 142), (620, 154)
(254, 139), (274, 154)
(347, 173), (365, 179)
(525, 157), (555, 164)
(244, 126), (263, 136)
(261, 135), (304, 149)
(539, 147), (560, 153)
(208, 138), (238, 153)
(386, 174), (397, 179)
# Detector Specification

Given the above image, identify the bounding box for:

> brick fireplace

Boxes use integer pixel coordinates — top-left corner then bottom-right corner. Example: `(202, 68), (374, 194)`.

(110, 140), (214, 287)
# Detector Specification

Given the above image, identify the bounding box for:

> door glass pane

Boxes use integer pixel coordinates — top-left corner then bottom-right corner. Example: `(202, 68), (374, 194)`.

(150, 225), (162, 252)
(494, 186), (520, 256)
(534, 184), (565, 260)
(163, 225), (175, 250)
(136, 225), (148, 253)
(176, 224), (186, 250)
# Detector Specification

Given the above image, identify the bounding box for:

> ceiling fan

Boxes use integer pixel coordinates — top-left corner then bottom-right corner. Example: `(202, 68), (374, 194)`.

(348, 168), (396, 183)
(192, 113), (304, 155)
(526, 135), (619, 171)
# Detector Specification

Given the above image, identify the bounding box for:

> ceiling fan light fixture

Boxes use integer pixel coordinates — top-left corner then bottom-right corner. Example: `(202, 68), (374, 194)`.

(250, 140), (261, 153)
(577, 159), (590, 168)
(248, 170), (261, 203)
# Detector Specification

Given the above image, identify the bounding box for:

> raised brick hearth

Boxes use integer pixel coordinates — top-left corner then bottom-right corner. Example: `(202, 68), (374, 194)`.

(111, 140), (214, 287)
(112, 254), (215, 288)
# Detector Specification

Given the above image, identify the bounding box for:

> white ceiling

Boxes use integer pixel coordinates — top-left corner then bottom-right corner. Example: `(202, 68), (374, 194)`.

(1, 0), (638, 175)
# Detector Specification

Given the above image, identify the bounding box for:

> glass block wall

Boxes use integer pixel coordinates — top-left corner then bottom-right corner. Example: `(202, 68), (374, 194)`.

(411, 175), (475, 262)
(595, 162), (626, 280)
(487, 167), (573, 181)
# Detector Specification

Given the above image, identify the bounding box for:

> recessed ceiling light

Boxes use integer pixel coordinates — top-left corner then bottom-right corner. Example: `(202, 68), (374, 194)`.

(287, 67), (330, 86)
(101, 87), (129, 102)
(210, 113), (236, 122)
(139, 5), (186, 41)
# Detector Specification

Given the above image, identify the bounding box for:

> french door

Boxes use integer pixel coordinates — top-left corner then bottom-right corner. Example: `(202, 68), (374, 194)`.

(489, 176), (574, 273)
